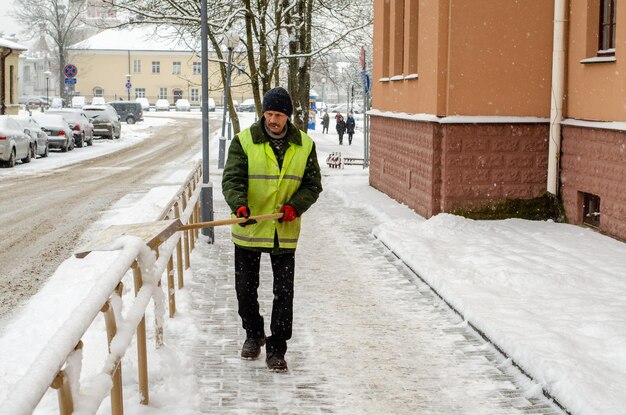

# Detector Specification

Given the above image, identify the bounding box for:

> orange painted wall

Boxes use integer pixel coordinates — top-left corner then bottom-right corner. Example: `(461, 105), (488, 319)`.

(567, 0), (626, 122)
(373, 0), (554, 117)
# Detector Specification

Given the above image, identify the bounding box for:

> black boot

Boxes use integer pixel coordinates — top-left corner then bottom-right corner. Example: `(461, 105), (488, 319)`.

(266, 352), (288, 372)
(241, 336), (266, 359)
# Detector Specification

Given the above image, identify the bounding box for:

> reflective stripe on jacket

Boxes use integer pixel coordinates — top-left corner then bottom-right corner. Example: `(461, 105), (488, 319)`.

(230, 127), (314, 249)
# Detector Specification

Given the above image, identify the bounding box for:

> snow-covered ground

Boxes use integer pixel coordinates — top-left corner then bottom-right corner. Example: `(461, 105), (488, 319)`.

(0, 111), (624, 414)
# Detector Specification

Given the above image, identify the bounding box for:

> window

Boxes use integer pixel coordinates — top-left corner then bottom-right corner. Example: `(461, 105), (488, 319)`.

(93, 87), (103, 97)
(152, 61), (160, 74)
(599, 0), (616, 55)
(191, 88), (199, 102)
(172, 61), (181, 75)
(159, 88), (168, 99)
(582, 192), (601, 228)
(192, 62), (201, 75)
(135, 88), (146, 98)
(133, 59), (141, 73)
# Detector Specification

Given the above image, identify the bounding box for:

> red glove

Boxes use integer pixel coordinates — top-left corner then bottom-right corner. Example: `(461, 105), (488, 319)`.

(235, 206), (250, 218)
(235, 206), (255, 227)
(279, 205), (297, 223)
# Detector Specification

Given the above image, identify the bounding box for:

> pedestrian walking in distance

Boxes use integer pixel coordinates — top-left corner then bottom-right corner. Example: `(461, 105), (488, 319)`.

(336, 114), (347, 145)
(346, 111), (356, 145)
(321, 110), (330, 134)
(222, 86), (323, 372)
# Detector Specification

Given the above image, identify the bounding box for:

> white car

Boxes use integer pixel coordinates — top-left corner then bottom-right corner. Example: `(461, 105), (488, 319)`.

(0, 116), (33, 167)
(208, 98), (216, 112)
(11, 116), (49, 158)
(135, 97), (150, 110)
(71, 96), (86, 109)
(239, 98), (255, 112)
(91, 96), (106, 106)
(155, 99), (170, 111)
(175, 99), (191, 111)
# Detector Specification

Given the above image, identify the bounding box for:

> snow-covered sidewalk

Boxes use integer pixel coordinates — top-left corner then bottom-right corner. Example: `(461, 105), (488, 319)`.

(2, 112), (624, 414)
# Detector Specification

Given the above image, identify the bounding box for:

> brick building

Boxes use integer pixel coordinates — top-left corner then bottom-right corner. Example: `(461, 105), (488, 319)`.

(371, 0), (625, 240)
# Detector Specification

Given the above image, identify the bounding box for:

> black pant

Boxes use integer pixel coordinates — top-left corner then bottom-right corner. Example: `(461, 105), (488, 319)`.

(338, 133), (344, 145)
(348, 132), (354, 145)
(234, 245), (295, 355)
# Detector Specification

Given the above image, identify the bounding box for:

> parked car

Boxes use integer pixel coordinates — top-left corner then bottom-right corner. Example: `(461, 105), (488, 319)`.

(11, 115), (49, 158)
(155, 99), (170, 111)
(208, 98), (216, 112)
(109, 101), (143, 124)
(19, 96), (47, 108)
(135, 97), (150, 111)
(175, 99), (191, 111)
(31, 113), (74, 152)
(328, 103), (363, 114)
(0, 116), (33, 167)
(239, 98), (256, 112)
(82, 105), (121, 139)
(46, 108), (95, 147)
(50, 97), (64, 109)
(71, 96), (86, 109)
(91, 97), (106, 106)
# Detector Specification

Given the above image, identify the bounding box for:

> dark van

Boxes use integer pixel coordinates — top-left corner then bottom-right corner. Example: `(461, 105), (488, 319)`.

(108, 101), (143, 124)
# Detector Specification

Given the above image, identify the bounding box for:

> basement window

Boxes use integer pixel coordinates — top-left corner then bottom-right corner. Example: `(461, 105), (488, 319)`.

(582, 193), (601, 228)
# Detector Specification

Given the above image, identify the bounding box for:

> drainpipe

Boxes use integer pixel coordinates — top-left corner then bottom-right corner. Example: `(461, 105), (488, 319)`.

(0, 48), (14, 115)
(547, 0), (568, 195)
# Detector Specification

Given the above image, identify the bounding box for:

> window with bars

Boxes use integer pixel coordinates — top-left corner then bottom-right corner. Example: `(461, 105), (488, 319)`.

(599, 0), (616, 55)
(152, 61), (161, 74)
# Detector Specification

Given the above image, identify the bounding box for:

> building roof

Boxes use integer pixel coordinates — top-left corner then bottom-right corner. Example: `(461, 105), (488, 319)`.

(0, 37), (28, 51)
(69, 26), (200, 52)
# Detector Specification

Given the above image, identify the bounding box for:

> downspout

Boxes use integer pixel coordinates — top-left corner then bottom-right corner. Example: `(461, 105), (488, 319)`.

(547, 0), (568, 195)
(0, 48), (14, 115)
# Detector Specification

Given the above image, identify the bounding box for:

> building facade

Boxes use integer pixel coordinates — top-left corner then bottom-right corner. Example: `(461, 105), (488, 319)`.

(67, 27), (251, 107)
(371, 0), (625, 240)
(0, 37), (28, 115)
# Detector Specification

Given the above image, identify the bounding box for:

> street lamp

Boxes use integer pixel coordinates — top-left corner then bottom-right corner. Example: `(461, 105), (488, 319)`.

(321, 78), (326, 108)
(200, 0), (214, 241)
(44, 71), (51, 108)
(218, 30), (240, 169)
(125, 73), (131, 101)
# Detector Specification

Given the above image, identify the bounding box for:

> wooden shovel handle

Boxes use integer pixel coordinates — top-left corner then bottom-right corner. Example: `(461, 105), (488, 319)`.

(178, 212), (284, 231)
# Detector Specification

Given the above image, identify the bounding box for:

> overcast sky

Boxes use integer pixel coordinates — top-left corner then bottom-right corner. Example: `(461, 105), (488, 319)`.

(0, 0), (22, 39)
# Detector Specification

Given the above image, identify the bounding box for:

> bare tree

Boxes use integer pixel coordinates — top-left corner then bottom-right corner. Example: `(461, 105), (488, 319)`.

(99, 0), (372, 133)
(13, 0), (88, 103)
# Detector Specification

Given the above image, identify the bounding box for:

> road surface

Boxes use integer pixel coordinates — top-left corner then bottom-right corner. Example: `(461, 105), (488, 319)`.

(0, 117), (214, 323)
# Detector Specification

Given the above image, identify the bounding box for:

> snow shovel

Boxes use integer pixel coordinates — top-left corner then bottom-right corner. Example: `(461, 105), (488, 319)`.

(75, 213), (284, 258)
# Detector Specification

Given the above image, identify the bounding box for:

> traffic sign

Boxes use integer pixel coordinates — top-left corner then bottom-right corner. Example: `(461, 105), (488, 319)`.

(64, 64), (78, 78)
(64, 78), (77, 85)
(125, 82), (132, 90)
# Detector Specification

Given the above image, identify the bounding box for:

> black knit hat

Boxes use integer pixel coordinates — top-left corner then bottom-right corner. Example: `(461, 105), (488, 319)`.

(262, 87), (293, 117)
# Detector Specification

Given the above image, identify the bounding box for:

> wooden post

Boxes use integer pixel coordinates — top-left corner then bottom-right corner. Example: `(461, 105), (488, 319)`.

(101, 299), (123, 415)
(131, 262), (149, 405)
(174, 203), (185, 289)
(167, 256), (176, 318)
(51, 371), (73, 415)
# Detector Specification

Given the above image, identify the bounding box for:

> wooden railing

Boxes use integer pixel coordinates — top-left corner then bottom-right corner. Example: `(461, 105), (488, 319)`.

(0, 161), (203, 415)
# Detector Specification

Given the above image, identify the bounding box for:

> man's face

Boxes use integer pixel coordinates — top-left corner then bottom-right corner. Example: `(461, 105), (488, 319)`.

(264, 111), (289, 134)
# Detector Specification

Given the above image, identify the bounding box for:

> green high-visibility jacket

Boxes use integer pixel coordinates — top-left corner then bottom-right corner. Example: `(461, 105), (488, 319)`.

(222, 119), (323, 250)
